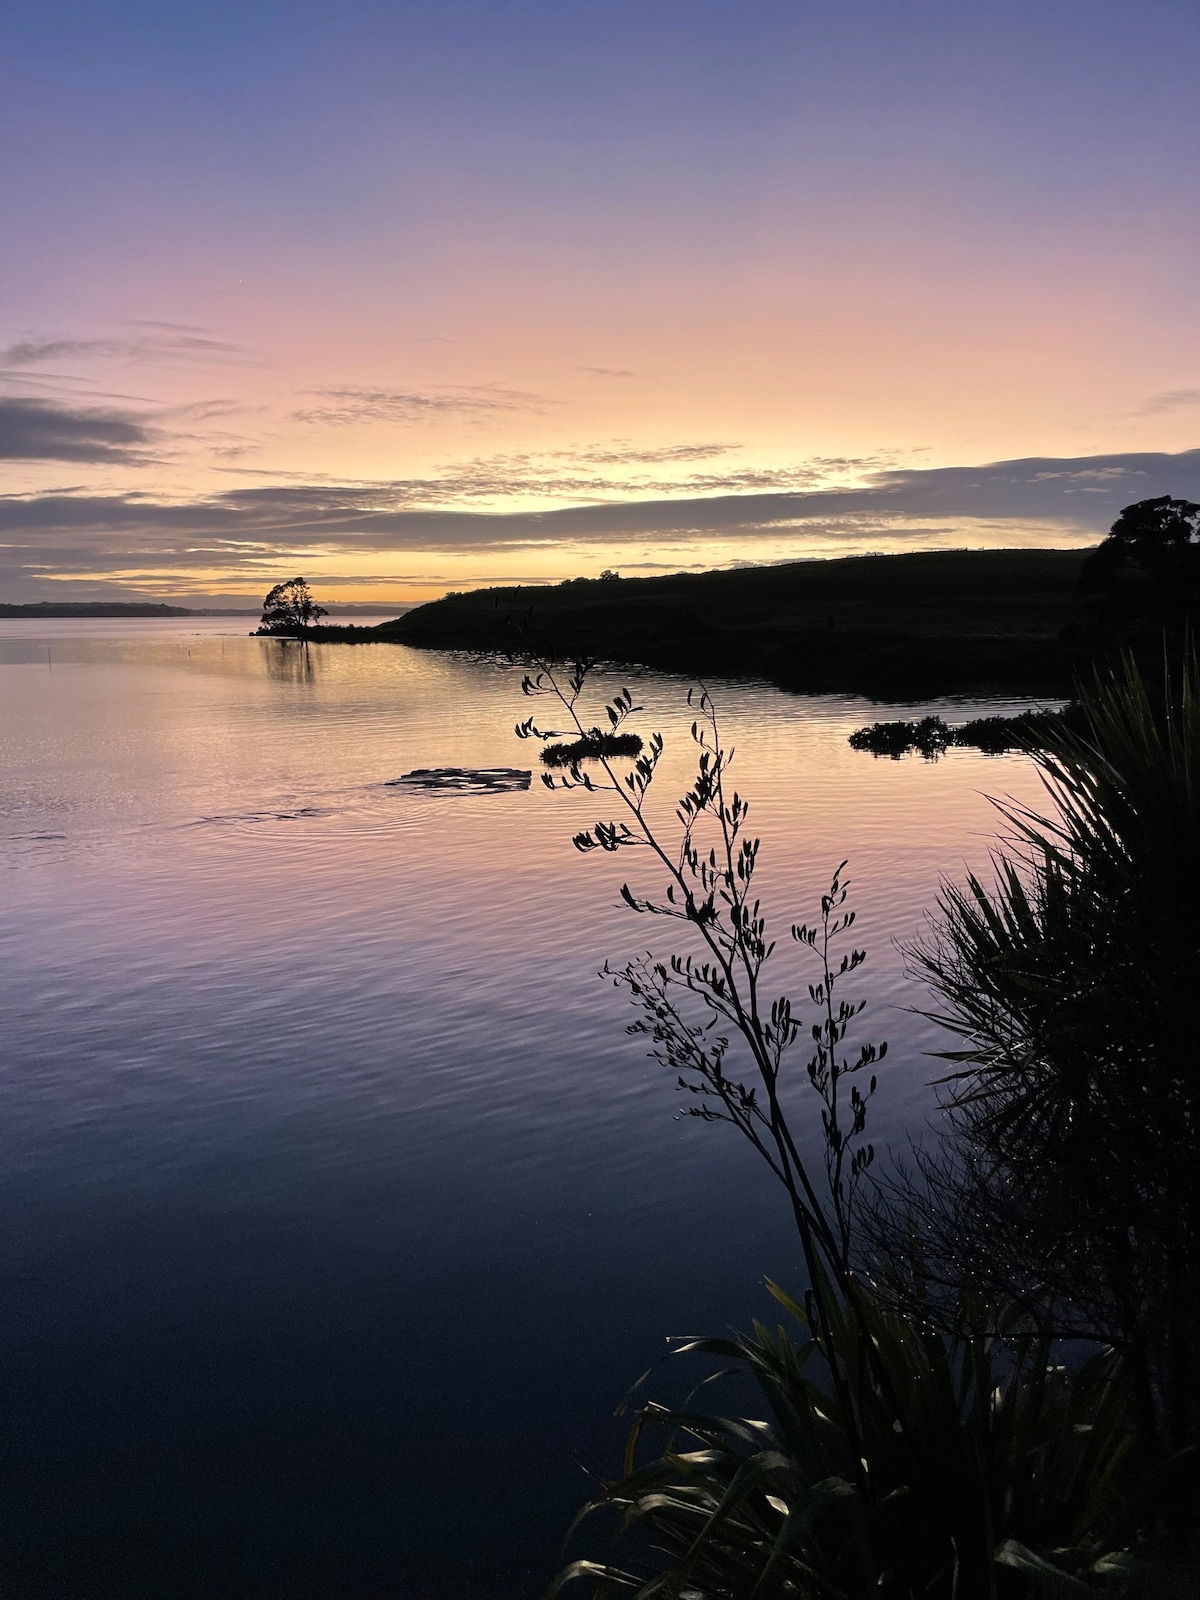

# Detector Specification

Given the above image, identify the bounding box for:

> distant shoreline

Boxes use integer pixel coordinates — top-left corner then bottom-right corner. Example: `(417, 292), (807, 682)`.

(0, 603), (259, 618)
(0, 603), (408, 619)
(0, 602), (197, 617)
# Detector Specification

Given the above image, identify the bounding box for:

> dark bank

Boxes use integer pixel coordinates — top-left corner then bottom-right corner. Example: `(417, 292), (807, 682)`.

(305, 547), (1087, 699)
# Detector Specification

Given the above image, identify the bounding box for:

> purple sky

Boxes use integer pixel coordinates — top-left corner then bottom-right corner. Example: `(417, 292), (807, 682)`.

(4, 0), (1200, 600)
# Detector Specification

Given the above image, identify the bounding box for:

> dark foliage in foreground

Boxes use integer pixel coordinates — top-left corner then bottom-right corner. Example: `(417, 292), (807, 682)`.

(882, 652), (1200, 1479)
(515, 661), (1196, 1596)
(556, 1285), (1148, 1600)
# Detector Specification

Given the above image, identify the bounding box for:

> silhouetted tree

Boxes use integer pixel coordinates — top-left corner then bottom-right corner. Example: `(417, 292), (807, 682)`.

(257, 576), (326, 639)
(1073, 496), (1200, 645)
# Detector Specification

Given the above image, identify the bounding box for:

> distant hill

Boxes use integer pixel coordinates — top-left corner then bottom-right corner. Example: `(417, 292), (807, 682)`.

(0, 602), (196, 617)
(368, 548), (1092, 699)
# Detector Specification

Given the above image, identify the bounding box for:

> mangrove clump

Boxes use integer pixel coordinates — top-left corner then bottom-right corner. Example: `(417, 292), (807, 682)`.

(540, 729), (644, 767)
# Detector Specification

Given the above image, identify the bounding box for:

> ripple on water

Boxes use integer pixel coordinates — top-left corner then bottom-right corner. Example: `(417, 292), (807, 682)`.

(0, 627), (1057, 1599)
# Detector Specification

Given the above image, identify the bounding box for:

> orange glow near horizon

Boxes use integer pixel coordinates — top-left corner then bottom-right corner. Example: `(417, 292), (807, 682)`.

(6, 1), (1200, 602)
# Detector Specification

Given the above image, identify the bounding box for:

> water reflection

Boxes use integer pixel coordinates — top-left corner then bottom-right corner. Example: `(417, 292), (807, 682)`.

(0, 622), (1053, 1600)
(260, 637), (321, 683)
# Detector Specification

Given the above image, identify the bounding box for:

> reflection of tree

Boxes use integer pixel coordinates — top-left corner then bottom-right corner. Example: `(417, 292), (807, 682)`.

(259, 638), (320, 684)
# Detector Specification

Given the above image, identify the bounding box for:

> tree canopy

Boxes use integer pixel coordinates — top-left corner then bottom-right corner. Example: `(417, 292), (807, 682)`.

(1108, 494), (1200, 555)
(257, 576), (326, 638)
(1075, 496), (1200, 641)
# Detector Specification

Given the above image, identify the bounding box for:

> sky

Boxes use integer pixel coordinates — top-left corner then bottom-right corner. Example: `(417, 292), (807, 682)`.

(4, 0), (1200, 604)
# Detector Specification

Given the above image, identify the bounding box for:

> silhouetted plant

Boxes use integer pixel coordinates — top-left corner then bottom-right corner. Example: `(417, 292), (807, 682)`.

(516, 661), (1161, 1595)
(887, 650), (1200, 1491)
(516, 663), (883, 1282)
(554, 1284), (1143, 1600)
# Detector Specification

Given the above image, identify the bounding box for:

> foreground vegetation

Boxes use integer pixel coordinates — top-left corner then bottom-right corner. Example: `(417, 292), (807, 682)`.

(895, 652), (1200, 1458)
(515, 647), (1199, 1596)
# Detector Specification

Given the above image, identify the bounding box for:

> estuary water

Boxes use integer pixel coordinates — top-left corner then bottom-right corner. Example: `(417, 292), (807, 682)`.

(0, 621), (1053, 1600)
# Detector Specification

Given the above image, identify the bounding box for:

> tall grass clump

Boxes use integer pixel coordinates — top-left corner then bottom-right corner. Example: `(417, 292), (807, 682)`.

(894, 651), (1200, 1477)
(513, 658), (1196, 1595)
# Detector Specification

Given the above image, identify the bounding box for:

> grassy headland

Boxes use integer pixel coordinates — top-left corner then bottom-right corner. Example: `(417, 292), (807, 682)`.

(327, 548), (1092, 699)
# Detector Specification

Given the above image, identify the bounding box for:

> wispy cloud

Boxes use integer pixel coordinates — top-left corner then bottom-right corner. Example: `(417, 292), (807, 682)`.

(568, 442), (737, 465)
(291, 385), (548, 425)
(408, 445), (892, 502)
(1138, 388), (1200, 415)
(573, 365), (637, 378)
(1, 445), (1186, 541)
(3, 447), (1196, 595)
(0, 367), (161, 402)
(151, 396), (263, 459)
(157, 398), (249, 423)
(0, 399), (157, 464)
(126, 319), (213, 334)
(1, 331), (260, 369)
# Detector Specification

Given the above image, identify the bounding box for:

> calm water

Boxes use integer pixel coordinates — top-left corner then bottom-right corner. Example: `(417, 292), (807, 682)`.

(0, 621), (1052, 1599)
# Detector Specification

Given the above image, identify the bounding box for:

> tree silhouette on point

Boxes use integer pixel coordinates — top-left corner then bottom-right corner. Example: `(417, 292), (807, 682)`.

(257, 577), (327, 639)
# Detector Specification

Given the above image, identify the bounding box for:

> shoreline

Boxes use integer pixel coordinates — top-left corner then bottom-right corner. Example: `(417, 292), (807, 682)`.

(302, 547), (1091, 702)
